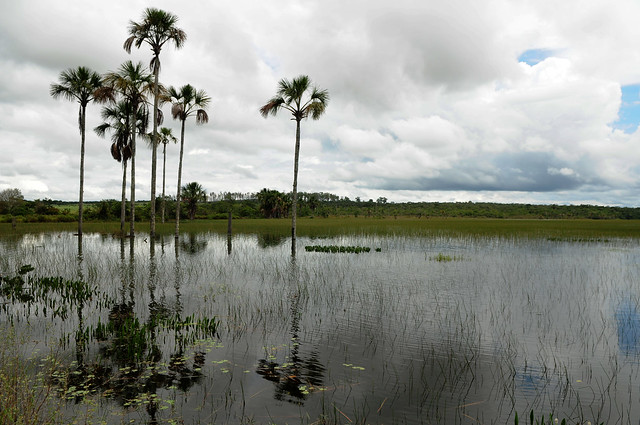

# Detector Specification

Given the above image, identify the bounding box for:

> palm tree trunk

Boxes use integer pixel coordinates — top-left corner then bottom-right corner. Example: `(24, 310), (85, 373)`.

(291, 119), (301, 256)
(130, 130), (136, 237)
(161, 142), (166, 223)
(78, 104), (86, 236)
(175, 119), (186, 239)
(121, 160), (127, 235)
(150, 65), (160, 238)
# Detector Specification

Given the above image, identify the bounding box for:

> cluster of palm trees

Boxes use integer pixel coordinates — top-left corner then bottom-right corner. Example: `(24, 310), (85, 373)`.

(51, 8), (328, 253)
(50, 8), (208, 239)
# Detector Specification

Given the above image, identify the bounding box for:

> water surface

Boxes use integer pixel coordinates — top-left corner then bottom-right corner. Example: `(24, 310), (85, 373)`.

(1, 230), (639, 424)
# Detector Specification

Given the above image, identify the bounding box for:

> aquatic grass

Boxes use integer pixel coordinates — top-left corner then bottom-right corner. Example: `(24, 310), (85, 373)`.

(0, 326), (66, 425)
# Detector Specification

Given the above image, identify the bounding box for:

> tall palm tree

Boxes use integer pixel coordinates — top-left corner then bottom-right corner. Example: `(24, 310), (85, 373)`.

(180, 182), (207, 220)
(50, 66), (103, 236)
(99, 61), (154, 237)
(158, 127), (177, 223)
(260, 75), (329, 255)
(168, 84), (210, 239)
(124, 8), (186, 238)
(94, 100), (134, 235)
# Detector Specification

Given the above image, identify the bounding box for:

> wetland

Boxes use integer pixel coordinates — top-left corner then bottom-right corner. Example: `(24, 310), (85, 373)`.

(1, 218), (640, 424)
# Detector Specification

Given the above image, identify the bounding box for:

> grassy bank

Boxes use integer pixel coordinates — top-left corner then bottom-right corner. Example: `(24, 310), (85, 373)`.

(1, 217), (639, 240)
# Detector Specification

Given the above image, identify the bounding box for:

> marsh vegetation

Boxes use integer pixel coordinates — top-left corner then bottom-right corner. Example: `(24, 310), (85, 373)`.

(1, 219), (640, 424)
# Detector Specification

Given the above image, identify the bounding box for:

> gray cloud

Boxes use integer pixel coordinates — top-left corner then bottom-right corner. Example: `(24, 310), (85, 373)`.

(1, 0), (640, 206)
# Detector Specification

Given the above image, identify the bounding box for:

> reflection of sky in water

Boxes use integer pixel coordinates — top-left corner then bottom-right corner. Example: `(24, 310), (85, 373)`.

(616, 299), (640, 357)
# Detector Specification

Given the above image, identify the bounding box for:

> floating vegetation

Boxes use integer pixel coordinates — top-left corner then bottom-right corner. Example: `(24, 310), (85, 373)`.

(304, 245), (375, 254)
(547, 237), (611, 243)
(0, 264), (109, 319)
(430, 253), (464, 262)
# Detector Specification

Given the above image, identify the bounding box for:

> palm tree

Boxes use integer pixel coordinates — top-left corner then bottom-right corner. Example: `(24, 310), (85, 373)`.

(260, 75), (329, 255)
(50, 66), (103, 236)
(168, 84), (210, 238)
(180, 182), (207, 220)
(94, 100), (134, 235)
(124, 8), (186, 238)
(158, 127), (177, 223)
(99, 61), (154, 237)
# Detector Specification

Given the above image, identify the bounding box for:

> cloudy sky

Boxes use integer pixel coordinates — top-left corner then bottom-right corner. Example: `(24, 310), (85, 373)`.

(2, 0), (640, 206)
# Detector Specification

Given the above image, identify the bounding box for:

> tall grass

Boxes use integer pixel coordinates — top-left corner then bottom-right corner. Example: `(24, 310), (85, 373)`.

(2, 217), (640, 239)
(0, 327), (64, 425)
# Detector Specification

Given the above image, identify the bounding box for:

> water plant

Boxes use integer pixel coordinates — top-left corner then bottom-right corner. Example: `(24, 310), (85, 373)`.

(304, 245), (373, 254)
(0, 264), (107, 319)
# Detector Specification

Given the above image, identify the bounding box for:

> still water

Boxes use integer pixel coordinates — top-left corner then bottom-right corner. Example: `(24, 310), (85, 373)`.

(1, 231), (640, 424)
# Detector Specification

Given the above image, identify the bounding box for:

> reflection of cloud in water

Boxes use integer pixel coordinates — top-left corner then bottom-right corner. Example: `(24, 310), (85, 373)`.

(515, 365), (554, 397)
(616, 299), (640, 357)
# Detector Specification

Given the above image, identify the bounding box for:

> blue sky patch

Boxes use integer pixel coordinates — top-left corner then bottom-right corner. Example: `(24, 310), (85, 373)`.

(612, 84), (640, 134)
(517, 48), (555, 66)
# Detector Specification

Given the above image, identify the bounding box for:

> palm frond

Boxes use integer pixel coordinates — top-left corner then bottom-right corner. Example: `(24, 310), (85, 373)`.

(171, 103), (184, 120)
(111, 142), (122, 162)
(196, 109), (209, 125)
(260, 96), (286, 117)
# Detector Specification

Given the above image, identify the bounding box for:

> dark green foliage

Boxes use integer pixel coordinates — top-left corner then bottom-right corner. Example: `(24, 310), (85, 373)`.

(4, 191), (640, 224)
(0, 265), (104, 318)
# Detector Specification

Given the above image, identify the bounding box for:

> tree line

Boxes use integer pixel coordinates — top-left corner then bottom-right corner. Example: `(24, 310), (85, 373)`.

(4, 187), (640, 222)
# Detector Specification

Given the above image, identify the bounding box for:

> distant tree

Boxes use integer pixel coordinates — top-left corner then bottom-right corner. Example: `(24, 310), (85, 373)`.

(260, 75), (329, 255)
(50, 66), (103, 235)
(0, 188), (24, 215)
(257, 188), (290, 218)
(168, 84), (210, 238)
(180, 182), (207, 220)
(124, 7), (187, 237)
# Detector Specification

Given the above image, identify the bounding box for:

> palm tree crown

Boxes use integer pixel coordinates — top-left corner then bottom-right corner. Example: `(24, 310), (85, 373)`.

(168, 84), (210, 123)
(50, 67), (103, 131)
(123, 8), (186, 74)
(99, 61), (154, 107)
(259, 75), (329, 122)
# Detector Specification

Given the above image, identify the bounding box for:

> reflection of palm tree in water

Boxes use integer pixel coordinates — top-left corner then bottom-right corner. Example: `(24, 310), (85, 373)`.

(179, 232), (208, 254)
(66, 237), (205, 424)
(256, 257), (325, 404)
